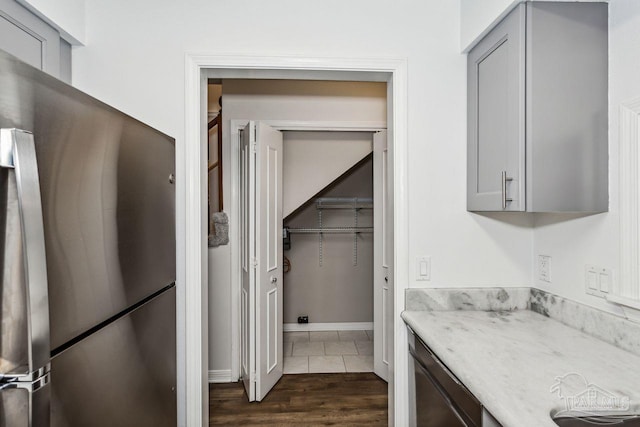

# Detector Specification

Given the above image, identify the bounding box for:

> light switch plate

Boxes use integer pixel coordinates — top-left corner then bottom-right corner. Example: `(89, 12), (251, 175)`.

(586, 268), (598, 290)
(416, 256), (431, 281)
(585, 265), (613, 298)
(599, 269), (611, 293)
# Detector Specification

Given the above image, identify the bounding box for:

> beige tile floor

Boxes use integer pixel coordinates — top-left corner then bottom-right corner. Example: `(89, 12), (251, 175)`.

(283, 330), (374, 374)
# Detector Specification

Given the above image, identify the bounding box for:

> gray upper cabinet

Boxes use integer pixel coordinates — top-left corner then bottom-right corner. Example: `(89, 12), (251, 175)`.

(0, 0), (70, 82)
(468, 3), (525, 212)
(467, 2), (608, 213)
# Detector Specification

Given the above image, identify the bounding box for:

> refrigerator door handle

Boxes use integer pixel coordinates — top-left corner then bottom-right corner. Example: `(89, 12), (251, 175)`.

(0, 129), (51, 376)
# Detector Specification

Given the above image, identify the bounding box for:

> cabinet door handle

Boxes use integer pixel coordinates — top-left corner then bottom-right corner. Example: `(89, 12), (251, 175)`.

(501, 171), (513, 210)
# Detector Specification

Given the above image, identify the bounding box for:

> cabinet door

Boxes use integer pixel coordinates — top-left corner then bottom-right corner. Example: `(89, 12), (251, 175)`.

(467, 4), (525, 211)
(0, 0), (61, 78)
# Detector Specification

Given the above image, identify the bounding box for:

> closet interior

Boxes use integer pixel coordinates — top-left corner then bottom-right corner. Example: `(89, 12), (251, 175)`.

(282, 133), (374, 374)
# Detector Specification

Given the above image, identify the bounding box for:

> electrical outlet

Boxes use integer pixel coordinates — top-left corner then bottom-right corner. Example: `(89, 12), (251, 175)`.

(538, 255), (551, 282)
(416, 256), (431, 281)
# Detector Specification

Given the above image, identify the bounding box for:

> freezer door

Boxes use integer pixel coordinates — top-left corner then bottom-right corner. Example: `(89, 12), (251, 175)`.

(0, 49), (176, 350)
(51, 286), (176, 427)
(0, 129), (51, 380)
(0, 372), (51, 427)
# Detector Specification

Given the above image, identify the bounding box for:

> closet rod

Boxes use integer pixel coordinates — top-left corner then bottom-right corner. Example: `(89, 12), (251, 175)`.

(316, 197), (373, 203)
(287, 227), (373, 234)
(315, 197), (373, 210)
(315, 204), (373, 210)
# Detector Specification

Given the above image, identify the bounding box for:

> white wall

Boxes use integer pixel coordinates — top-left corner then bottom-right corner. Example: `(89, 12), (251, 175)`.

(460, 0), (516, 51)
(283, 131), (372, 218)
(207, 246), (231, 371)
(222, 79), (387, 123)
(73, 1), (535, 423)
(18, 0), (85, 44)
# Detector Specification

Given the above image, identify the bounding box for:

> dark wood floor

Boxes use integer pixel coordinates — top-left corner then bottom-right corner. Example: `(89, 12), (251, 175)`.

(209, 373), (388, 426)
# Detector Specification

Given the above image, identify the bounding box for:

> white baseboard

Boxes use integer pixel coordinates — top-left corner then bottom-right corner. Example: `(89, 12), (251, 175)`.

(208, 370), (233, 383)
(283, 322), (373, 332)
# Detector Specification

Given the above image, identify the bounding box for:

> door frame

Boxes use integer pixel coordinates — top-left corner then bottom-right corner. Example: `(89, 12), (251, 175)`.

(184, 54), (409, 427)
(229, 120), (387, 385)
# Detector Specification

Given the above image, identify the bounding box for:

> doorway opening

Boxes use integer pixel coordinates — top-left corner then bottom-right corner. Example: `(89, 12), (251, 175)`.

(216, 80), (391, 403)
(185, 55), (409, 427)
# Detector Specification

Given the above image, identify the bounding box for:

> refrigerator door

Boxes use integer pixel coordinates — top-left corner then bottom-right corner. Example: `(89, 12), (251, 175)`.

(0, 49), (176, 351)
(0, 373), (50, 427)
(51, 286), (176, 427)
(0, 129), (50, 380)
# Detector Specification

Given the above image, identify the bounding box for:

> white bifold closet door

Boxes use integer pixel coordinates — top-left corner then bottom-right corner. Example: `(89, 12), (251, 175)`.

(373, 130), (391, 382)
(240, 121), (284, 402)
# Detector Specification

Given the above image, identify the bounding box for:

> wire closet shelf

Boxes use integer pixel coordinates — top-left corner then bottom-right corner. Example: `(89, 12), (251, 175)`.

(284, 197), (373, 266)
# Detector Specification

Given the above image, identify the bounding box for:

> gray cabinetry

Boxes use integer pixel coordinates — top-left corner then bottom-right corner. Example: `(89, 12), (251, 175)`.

(468, 4), (525, 212)
(0, 0), (70, 82)
(467, 2), (608, 213)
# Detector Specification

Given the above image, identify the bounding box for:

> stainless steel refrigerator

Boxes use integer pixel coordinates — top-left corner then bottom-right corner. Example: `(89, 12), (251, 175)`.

(0, 49), (177, 426)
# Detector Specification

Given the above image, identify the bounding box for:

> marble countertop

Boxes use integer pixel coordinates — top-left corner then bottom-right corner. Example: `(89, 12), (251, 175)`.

(402, 309), (640, 427)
